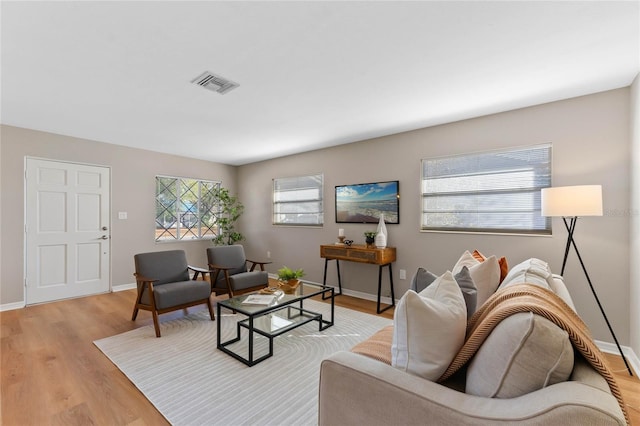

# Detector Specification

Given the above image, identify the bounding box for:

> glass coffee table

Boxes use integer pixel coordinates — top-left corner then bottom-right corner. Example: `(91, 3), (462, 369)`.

(216, 283), (334, 366)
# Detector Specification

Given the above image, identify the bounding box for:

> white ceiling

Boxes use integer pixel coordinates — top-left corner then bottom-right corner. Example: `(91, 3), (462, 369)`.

(2, 1), (639, 166)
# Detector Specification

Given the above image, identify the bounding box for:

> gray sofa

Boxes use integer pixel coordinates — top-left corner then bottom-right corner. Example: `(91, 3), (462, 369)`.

(319, 351), (625, 425)
(318, 255), (627, 425)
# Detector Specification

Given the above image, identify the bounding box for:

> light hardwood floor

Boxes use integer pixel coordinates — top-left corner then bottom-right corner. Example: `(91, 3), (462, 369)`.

(1, 287), (639, 425)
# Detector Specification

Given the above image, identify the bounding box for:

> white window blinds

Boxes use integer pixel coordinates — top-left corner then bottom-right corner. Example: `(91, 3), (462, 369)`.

(273, 174), (324, 226)
(421, 144), (551, 234)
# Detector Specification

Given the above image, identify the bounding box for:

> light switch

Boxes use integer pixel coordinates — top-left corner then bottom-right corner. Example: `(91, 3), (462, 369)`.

(118, 212), (128, 220)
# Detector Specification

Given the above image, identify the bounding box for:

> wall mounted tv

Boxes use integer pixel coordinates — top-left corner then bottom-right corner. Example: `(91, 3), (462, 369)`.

(335, 180), (399, 224)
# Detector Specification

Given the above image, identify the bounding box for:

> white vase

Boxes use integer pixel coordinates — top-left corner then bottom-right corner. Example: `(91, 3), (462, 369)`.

(375, 232), (386, 248)
(376, 214), (387, 248)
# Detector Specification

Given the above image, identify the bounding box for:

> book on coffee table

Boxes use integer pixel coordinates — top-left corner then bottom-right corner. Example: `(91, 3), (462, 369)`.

(242, 294), (277, 305)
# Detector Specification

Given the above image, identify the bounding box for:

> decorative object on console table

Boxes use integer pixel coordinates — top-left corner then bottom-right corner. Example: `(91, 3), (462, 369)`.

(320, 244), (396, 313)
(376, 214), (387, 248)
(364, 231), (377, 248)
(541, 184), (633, 376)
(337, 228), (345, 245)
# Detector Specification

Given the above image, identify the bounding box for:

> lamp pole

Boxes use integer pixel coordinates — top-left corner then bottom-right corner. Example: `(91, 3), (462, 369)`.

(561, 216), (633, 376)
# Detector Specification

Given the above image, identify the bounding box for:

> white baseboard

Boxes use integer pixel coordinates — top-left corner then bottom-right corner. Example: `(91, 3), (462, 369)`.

(112, 282), (137, 292)
(281, 275), (396, 307)
(595, 339), (639, 376)
(0, 301), (26, 312)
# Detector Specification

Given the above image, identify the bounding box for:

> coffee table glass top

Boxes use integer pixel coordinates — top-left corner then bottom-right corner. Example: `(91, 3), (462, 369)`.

(217, 282), (330, 315)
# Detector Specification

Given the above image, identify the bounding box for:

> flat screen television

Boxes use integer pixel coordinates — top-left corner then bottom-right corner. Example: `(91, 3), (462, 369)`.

(335, 180), (399, 224)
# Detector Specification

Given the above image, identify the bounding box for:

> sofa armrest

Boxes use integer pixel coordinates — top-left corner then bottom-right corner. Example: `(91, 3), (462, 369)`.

(318, 351), (625, 426)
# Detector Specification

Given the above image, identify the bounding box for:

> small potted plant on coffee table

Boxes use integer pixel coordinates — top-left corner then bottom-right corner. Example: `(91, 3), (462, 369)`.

(277, 266), (305, 294)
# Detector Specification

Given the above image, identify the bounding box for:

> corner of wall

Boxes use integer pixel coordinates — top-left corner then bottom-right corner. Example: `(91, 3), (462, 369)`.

(629, 73), (640, 357)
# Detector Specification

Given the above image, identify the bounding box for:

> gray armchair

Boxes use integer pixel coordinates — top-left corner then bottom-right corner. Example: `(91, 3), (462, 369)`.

(132, 250), (214, 337)
(206, 245), (271, 297)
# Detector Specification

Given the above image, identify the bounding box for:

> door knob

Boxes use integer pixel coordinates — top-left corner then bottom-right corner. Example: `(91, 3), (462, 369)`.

(101, 235), (109, 240)
(102, 226), (108, 231)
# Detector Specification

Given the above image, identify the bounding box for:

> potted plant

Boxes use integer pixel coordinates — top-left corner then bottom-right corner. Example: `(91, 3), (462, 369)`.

(277, 266), (305, 294)
(211, 186), (245, 246)
(364, 231), (377, 247)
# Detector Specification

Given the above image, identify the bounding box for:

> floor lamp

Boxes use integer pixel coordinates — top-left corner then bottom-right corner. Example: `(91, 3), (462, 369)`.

(541, 185), (633, 376)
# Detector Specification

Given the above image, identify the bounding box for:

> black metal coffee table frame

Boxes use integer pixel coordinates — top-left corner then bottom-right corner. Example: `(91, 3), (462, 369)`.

(216, 284), (334, 366)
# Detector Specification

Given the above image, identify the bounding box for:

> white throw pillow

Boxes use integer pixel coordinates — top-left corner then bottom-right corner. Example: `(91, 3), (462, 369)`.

(392, 271), (467, 381)
(466, 312), (574, 398)
(500, 258), (554, 290)
(453, 251), (501, 309)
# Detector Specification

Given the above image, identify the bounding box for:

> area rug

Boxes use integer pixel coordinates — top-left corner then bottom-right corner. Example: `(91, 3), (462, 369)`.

(94, 299), (392, 426)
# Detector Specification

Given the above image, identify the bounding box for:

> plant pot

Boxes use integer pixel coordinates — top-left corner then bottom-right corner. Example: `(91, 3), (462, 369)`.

(278, 279), (301, 294)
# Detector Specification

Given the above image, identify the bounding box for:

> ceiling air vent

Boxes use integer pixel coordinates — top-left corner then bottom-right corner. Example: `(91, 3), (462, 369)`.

(191, 71), (239, 95)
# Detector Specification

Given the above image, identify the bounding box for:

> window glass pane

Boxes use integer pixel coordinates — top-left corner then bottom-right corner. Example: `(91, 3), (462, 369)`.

(421, 144), (551, 234)
(273, 174), (323, 226)
(155, 176), (220, 241)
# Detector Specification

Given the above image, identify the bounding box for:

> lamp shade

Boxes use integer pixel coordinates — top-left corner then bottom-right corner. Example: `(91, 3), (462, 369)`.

(541, 185), (603, 217)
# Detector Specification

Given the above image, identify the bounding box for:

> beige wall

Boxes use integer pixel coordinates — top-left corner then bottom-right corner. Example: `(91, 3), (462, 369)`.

(630, 73), (640, 357)
(0, 88), (633, 347)
(238, 88), (632, 345)
(0, 125), (236, 304)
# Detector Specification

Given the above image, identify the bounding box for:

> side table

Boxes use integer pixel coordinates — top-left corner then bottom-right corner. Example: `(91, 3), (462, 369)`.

(320, 244), (396, 313)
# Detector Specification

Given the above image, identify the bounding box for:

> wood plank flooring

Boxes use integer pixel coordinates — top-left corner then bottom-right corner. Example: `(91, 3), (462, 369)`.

(1, 287), (638, 425)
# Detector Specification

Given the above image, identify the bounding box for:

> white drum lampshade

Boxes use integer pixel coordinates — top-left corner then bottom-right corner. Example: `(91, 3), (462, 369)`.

(541, 185), (603, 217)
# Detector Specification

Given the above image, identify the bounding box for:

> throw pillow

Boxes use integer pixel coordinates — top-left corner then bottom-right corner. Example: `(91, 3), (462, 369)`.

(472, 249), (509, 284)
(412, 266), (477, 316)
(453, 251), (500, 310)
(466, 312), (574, 398)
(498, 258), (554, 291)
(410, 267), (437, 293)
(452, 266), (477, 318)
(392, 271), (466, 381)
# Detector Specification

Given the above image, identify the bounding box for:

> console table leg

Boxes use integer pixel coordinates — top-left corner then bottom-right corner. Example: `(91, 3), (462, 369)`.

(377, 264), (395, 314)
(323, 259), (342, 299)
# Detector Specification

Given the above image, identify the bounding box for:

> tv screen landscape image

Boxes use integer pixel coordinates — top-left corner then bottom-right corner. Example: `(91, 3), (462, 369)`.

(335, 181), (399, 224)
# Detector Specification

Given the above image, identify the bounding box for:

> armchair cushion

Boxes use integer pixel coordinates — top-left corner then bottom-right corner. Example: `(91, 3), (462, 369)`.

(134, 250), (190, 285)
(207, 245), (269, 295)
(151, 280), (211, 310)
(229, 271), (269, 291)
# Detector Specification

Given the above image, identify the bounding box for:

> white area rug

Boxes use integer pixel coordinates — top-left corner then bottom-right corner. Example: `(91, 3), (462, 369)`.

(94, 299), (392, 426)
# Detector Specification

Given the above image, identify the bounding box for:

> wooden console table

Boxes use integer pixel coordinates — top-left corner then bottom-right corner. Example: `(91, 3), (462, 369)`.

(320, 244), (396, 314)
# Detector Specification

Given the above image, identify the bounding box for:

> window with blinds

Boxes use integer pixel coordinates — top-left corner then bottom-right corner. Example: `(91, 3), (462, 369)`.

(421, 144), (551, 234)
(273, 174), (324, 226)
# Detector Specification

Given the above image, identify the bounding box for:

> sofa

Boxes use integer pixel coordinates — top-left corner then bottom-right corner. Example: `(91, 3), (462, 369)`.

(318, 252), (628, 425)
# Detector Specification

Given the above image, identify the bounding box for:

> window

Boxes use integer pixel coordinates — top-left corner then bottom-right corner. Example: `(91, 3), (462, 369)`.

(155, 176), (220, 241)
(421, 144), (551, 234)
(273, 174), (324, 226)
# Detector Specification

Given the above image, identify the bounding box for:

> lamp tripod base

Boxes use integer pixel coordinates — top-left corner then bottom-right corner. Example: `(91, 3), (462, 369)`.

(562, 216), (633, 376)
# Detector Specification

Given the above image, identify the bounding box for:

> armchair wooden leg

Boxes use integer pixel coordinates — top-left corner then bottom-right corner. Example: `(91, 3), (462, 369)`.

(224, 270), (234, 298)
(152, 311), (161, 337)
(206, 297), (215, 321)
(132, 282), (145, 321)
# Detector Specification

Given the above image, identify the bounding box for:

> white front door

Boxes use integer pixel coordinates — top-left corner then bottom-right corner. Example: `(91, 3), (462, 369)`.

(25, 158), (110, 304)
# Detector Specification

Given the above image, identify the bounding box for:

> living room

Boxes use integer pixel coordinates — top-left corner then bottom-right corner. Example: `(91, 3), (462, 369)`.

(2, 1), (640, 424)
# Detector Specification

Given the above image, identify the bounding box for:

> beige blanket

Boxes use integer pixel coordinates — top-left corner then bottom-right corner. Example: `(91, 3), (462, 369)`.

(438, 283), (629, 425)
